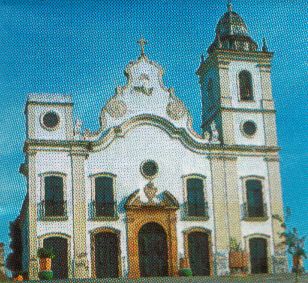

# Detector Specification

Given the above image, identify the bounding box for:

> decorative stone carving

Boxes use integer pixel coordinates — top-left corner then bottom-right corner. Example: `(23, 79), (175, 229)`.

(74, 118), (83, 140)
(105, 98), (127, 119)
(272, 255), (288, 274)
(210, 121), (220, 143)
(133, 85), (153, 96)
(143, 182), (158, 203)
(203, 131), (210, 141)
(215, 251), (229, 276)
(166, 99), (187, 120)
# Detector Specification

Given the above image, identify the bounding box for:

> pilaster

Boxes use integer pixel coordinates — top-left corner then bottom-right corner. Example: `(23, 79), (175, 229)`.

(259, 64), (275, 110)
(265, 156), (288, 273)
(224, 157), (241, 243)
(209, 156), (229, 275)
(65, 106), (74, 140)
(263, 113), (278, 146)
(70, 152), (89, 278)
(217, 62), (236, 145)
(28, 152), (39, 280)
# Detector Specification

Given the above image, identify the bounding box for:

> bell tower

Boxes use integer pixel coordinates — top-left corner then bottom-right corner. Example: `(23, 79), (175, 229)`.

(197, 1), (277, 147)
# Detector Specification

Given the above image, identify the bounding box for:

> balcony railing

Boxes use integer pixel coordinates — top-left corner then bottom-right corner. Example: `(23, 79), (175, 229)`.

(38, 200), (67, 221)
(241, 202), (268, 221)
(184, 201), (209, 220)
(89, 201), (118, 220)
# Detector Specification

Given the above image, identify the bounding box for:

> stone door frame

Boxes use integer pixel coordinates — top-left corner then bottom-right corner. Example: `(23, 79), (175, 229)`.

(126, 207), (178, 278)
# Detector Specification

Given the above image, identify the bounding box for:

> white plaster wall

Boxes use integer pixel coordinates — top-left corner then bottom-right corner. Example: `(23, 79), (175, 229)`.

(237, 156), (274, 254)
(32, 124), (276, 270)
(228, 61), (263, 109)
(33, 106), (67, 140)
(233, 112), (266, 146)
(85, 124), (215, 270)
(35, 151), (73, 238)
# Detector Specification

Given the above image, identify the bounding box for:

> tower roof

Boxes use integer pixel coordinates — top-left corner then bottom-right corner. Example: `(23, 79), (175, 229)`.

(208, 1), (258, 53)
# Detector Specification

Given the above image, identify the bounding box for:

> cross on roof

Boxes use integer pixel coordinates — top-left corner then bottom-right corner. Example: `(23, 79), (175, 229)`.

(137, 37), (147, 56)
(227, 0), (233, 12)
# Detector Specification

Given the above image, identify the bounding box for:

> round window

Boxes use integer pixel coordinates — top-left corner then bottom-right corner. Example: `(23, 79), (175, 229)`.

(242, 121), (257, 137)
(42, 111), (60, 129)
(141, 160), (159, 179)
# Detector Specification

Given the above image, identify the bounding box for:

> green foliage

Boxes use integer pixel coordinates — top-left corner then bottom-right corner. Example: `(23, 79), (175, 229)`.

(281, 228), (307, 258)
(37, 247), (55, 259)
(6, 218), (22, 273)
(272, 209), (307, 260)
(179, 268), (193, 276)
(230, 237), (242, 252)
(38, 270), (53, 280)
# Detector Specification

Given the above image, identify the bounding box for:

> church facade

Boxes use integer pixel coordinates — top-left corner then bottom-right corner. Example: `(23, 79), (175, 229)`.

(18, 3), (288, 280)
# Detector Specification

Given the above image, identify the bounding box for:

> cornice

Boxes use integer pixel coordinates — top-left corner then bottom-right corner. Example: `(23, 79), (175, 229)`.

(197, 49), (273, 77)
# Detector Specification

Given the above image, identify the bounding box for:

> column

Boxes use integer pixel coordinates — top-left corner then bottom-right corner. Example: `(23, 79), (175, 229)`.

(71, 152), (89, 278)
(266, 156), (288, 273)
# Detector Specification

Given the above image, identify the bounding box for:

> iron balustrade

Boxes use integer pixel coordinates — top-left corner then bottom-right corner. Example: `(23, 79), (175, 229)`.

(241, 202), (268, 220)
(185, 201), (209, 218)
(39, 200), (67, 220)
(90, 200), (117, 219)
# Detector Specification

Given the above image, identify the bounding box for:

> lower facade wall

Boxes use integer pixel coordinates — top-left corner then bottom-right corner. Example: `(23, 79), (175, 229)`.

(25, 220), (288, 279)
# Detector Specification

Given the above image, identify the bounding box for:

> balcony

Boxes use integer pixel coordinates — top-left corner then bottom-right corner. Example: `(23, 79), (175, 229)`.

(183, 201), (209, 221)
(241, 202), (268, 221)
(38, 200), (68, 221)
(89, 201), (118, 221)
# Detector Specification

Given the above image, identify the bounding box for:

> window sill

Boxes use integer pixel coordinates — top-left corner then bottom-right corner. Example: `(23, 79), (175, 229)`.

(242, 216), (269, 222)
(91, 215), (119, 221)
(40, 216), (68, 222)
(182, 215), (209, 221)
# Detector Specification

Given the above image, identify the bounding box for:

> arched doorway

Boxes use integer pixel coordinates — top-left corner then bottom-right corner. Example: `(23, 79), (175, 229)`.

(138, 222), (168, 277)
(249, 238), (268, 274)
(94, 232), (119, 278)
(43, 237), (68, 279)
(188, 232), (210, 276)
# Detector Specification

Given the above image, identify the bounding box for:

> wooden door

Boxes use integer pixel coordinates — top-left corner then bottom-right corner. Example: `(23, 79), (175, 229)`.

(249, 238), (268, 274)
(138, 222), (168, 277)
(94, 232), (119, 278)
(188, 232), (210, 276)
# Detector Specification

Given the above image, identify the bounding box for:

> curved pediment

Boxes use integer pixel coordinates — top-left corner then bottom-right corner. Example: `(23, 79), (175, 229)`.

(84, 114), (220, 153)
(80, 52), (219, 145)
(125, 184), (179, 210)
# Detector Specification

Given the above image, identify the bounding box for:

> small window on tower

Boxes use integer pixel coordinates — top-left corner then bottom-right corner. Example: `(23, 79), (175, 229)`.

(239, 71), (253, 101)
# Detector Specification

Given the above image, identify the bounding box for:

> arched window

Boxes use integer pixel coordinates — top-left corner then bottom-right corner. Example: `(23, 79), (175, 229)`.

(239, 71), (253, 101)
(94, 176), (115, 217)
(186, 178), (206, 217)
(44, 176), (65, 217)
(246, 179), (264, 217)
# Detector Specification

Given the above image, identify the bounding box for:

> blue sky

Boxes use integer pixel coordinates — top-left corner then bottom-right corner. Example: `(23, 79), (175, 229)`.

(0, 0), (307, 271)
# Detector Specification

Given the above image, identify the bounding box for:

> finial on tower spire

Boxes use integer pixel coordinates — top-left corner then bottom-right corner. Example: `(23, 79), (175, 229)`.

(227, 0), (233, 12)
(137, 37), (148, 57)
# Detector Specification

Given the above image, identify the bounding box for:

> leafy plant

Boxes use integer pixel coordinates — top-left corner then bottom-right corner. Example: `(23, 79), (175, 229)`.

(37, 247), (55, 259)
(179, 268), (193, 276)
(6, 218), (22, 274)
(38, 270), (53, 280)
(230, 237), (242, 252)
(281, 228), (307, 258)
